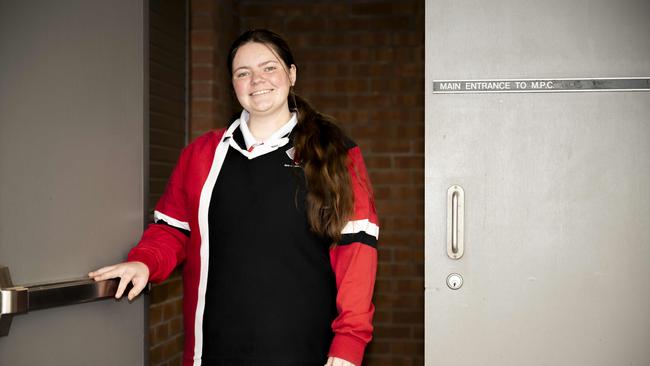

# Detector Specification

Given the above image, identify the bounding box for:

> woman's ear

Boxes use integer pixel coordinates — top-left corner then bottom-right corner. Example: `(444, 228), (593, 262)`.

(289, 64), (297, 86)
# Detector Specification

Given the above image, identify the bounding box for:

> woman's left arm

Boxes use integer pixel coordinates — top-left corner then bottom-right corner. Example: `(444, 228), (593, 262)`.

(328, 145), (379, 366)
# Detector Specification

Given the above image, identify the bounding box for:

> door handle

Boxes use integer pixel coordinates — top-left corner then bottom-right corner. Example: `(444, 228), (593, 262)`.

(447, 185), (465, 259)
(0, 265), (145, 337)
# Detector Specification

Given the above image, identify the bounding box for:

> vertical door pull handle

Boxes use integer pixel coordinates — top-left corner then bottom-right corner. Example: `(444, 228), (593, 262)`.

(447, 185), (465, 259)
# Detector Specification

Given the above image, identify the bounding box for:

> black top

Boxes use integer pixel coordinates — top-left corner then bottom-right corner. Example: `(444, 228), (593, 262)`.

(202, 127), (337, 365)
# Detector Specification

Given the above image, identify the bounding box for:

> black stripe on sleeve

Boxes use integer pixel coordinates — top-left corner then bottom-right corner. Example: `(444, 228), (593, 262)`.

(338, 232), (377, 248)
(155, 219), (190, 237)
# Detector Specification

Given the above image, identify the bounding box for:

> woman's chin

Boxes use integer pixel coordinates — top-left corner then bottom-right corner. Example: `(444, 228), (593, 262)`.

(249, 103), (275, 115)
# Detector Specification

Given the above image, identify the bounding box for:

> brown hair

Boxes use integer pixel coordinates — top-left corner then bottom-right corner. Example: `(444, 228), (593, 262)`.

(227, 29), (353, 241)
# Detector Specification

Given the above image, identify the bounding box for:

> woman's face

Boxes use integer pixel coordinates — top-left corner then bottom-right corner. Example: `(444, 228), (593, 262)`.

(231, 42), (296, 120)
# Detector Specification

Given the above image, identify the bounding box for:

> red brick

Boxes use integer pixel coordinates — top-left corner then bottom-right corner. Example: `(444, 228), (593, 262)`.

(332, 79), (369, 93)
(190, 116), (215, 131)
(393, 31), (424, 46)
(191, 30), (215, 48)
(310, 3), (348, 15)
(396, 46), (423, 62)
(371, 171), (411, 185)
(349, 63), (393, 77)
(373, 310), (393, 323)
(370, 139), (411, 154)
(168, 278), (183, 297)
(190, 14), (214, 30)
(150, 345), (164, 365)
(191, 65), (214, 81)
(353, 16), (414, 31)
(149, 305), (163, 326)
(394, 156), (423, 169)
(162, 302), (176, 320)
(396, 278), (424, 292)
(348, 94), (392, 109)
(191, 99), (214, 117)
(377, 263), (419, 277)
(150, 283), (168, 304)
(191, 0), (214, 14)
(350, 1), (418, 15)
(393, 311), (423, 324)
(162, 337), (183, 359)
(389, 185), (424, 201)
(331, 48), (372, 61)
(191, 82), (212, 98)
(191, 49), (214, 65)
(375, 324), (412, 338)
(393, 94), (420, 108)
(376, 199), (421, 216)
(368, 109), (406, 122)
(286, 17), (326, 31)
(373, 186), (391, 198)
(389, 340), (424, 354)
(364, 155), (392, 169)
(169, 355), (183, 366)
(170, 317), (183, 334)
(152, 323), (169, 345)
(366, 340), (391, 354)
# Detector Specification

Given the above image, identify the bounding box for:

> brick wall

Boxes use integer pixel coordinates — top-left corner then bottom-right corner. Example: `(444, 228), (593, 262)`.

(190, 0), (239, 140)
(148, 1), (187, 365)
(178, 0), (425, 365)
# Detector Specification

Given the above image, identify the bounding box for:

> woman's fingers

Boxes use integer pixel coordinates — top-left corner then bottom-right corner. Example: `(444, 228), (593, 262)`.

(115, 272), (133, 299)
(88, 265), (116, 279)
(88, 262), (150, 300)
(127, 277), (147, 301)
(90, 270), (116, 281)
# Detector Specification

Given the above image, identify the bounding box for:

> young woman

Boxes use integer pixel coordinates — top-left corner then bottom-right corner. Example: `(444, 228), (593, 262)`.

(90, 29), (378, 366)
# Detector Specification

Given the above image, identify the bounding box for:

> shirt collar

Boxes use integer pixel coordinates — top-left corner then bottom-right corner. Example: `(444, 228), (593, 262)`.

(239, 109), (297, 150)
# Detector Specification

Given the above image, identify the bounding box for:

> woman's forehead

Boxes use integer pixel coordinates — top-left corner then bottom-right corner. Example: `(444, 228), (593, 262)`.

(232, 42), (283, 67)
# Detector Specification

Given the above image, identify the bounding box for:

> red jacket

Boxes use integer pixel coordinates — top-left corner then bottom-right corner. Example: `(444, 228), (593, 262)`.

(128, 122), (378, 366)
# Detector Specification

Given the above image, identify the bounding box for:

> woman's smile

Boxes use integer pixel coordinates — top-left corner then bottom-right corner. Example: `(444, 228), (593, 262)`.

(250, 89), (274, 96)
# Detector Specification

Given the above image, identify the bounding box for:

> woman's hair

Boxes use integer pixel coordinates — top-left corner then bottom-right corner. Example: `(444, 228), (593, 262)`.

(227, 29), (353, 242)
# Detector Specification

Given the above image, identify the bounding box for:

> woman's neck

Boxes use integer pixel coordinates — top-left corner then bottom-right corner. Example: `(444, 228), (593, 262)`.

(247, 109), (292, 141)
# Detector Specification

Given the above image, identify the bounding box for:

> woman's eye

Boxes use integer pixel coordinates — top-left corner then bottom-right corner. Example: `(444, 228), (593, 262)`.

(235, 71), (249, 78)
(264, 66), (276, 72)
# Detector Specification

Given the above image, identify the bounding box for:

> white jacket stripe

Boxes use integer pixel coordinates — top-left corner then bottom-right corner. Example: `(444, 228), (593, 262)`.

(153, 210), (190, 231)
(341, 219), (379, 239)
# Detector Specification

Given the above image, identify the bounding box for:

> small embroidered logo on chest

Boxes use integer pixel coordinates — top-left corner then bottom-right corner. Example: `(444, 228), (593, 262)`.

(283, 163), (301, 168)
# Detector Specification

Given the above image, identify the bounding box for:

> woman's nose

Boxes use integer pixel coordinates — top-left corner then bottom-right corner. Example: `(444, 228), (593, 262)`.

(250, 71), (264, 84)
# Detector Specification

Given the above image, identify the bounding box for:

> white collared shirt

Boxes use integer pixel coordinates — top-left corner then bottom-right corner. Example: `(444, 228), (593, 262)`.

(229, 110), (297, 160)
(239, 110), (297, 151)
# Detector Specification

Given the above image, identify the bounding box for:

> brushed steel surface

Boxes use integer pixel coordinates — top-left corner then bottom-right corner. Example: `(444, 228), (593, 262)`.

(426, 0), (650, 365)
(0, 0), (147, 364)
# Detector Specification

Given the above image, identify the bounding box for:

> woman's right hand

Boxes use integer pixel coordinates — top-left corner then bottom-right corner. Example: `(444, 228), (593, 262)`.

(88, 261), (150, 301)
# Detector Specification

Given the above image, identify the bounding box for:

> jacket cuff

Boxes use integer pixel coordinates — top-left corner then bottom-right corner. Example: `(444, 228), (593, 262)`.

(329, 333), (367, 366)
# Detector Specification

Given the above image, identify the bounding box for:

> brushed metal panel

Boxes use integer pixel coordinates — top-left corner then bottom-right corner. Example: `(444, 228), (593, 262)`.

(0, 0), (146, 364)
(425, 0), (650, 365)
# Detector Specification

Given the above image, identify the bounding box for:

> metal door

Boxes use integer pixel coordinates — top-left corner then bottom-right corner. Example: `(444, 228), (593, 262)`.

(425, 0), (650, 365)
(0, 1), (146, 364)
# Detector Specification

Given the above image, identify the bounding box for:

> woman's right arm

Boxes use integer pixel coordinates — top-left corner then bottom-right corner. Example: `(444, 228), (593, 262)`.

(87, 220), (189, 300)
(89, 145), (192, 298)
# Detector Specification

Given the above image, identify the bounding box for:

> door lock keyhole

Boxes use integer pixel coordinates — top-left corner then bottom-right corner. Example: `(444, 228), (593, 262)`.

(446, 273), (463, 290)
